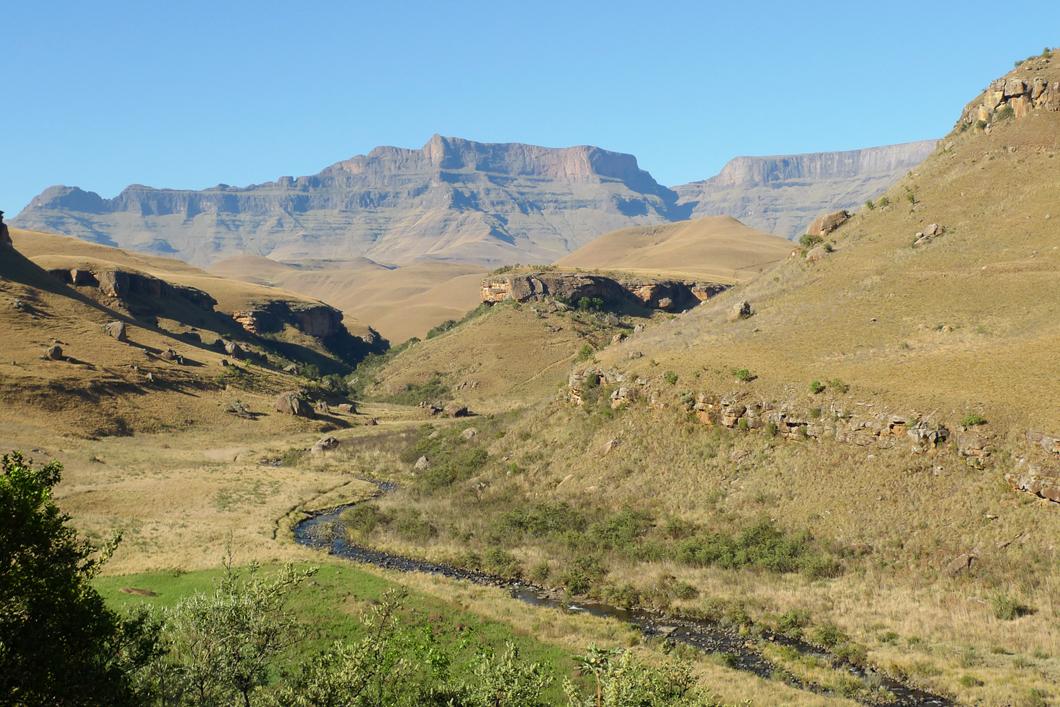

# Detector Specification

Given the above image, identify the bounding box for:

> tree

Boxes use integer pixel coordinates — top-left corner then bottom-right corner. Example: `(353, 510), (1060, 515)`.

(159, 561), (314, 706)
(0, 451), (161, 705)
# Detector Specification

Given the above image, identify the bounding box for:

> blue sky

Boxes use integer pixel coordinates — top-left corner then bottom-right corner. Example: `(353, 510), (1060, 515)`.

(3, 1), (1058, 213)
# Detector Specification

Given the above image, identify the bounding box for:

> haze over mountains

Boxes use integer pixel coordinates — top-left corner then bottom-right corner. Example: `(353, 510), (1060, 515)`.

(14, 136), (935, 267)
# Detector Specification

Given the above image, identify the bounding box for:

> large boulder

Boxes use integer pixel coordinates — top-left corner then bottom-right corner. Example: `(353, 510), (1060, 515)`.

(102, 320), (127, 342)
(310, 435), (340, 455)
(0, 220), (11, 250)
(44, 344), (63, 360)
(443, 402), (470, 418)
(727, 300), (754, 322)
(274, 391), (313, 418)
(806, 210), (850, 237)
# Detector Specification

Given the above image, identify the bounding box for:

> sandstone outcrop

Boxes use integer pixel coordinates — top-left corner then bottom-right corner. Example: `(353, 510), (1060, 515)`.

(481, 271), (726, 313)
(960, 62), (1059, 127)
(806, 210), (850, 237)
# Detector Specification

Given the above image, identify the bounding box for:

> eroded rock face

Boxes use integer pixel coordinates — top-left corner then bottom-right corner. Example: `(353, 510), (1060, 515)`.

(52, 266), (217, 313)
(481, 272), (726, 313)
(960, 63), (1060, 127)
(233, 301), (344, 339)
(0, 219), (12, 250)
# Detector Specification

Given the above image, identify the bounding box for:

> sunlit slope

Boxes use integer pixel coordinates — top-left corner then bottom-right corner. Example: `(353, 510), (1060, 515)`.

(556, 216), (793, 282)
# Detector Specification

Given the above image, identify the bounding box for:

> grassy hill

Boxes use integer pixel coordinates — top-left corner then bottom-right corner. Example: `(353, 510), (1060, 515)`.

(556, 215), (794, 282)
(210, 255), (486, 344)
(323, 54), (1060, 704)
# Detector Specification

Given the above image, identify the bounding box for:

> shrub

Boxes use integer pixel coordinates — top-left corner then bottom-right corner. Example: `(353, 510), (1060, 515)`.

(482, 548), (522, 577)
(864, 199), (875, 210)
(958, 674), (985, 688)
(732, 367), (755, 382)
(877, 196), (891, 208)
(991, 593), (1032, 620)
(811, 622), (848, 648)
(425, 319), (459, 339)
(799, 233), (824, 249)
(828, 377), (850, 393)
(576, 343), (594, 362)
(389, 507), (437, 542)
(809, 380), (825, 394)
(676, 520), (833, 575)
(765, 422), (779, 437)
(576, 297), (604, 312)
(385, 374), (451, 405)
(341, 503), (385, 541)
(663, 371), (679, 385)
(962, 413), (987, 427)
(561, 555), (606, 595)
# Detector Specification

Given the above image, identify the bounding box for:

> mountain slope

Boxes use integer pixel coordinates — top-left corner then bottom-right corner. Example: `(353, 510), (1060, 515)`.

(556, 216), (793, 282)
(14, 136), (936, 268)
(674, 140), (937, 238)
(14, 135), (682, 267)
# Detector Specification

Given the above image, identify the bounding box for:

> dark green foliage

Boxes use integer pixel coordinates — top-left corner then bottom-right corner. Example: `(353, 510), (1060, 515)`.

(341, 504), (385, 541)
(877, 196), (891, 208)
(991, 593), (1033, 620)
(0, 452), (160, 706)
(576, 343), (594, 362)
(663, 370), (679, 385)
(961, 413), (987, 427)
(827, 378), (850, 394)
(799, 234), (824, 249)
(864, 199), (876, 210)
(388, 508), (438, 542)
(401, 426), (490, 491)
(732, 368), (755, 382)
(384, 374), (451, 406)
(809, 380), (825, 394)
(425, 319), (459, 339)
(576, 297), (604, 312)
(676, 520), (838, 575)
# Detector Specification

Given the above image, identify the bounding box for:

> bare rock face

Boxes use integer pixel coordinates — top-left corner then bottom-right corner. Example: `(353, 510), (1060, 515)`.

(15, 136), (681, 267)
(0, 220), (11, 250)
(481, 272), (725, 313)
(806, 210), (850, 237)
(960, 62), (1060, 128)
(274, 391), (313, 418)
(233, 301), (344, 339)
(674, 142), (937, 239)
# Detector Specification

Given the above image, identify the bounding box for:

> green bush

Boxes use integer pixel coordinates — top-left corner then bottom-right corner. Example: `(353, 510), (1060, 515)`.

(341, 503), (385, 541)
(389, 507), (438, 542)
(561, 555), (606, 595)
(864, 199), (875, 210)
(799, 234), (824, 249)
(576, 297), (604, 312)
(676, 520), (835, 575)
(733, 368), (755, 382)
(385, 374), (451, 405)
(991, 593), (1032, 620)
(961, 413), (987, 427)
(425, 319), (459, 339)
(811, 622), (848, 648)
(809, 380), (825, 394)
(663, 371), (679, 385)
(877, 196), (891, 208)
(576, 343), (594, 362)
(828, 378), (850, 393)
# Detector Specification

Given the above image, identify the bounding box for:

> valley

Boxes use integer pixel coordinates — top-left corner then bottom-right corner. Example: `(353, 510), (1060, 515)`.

(2, 33), (1058, 707)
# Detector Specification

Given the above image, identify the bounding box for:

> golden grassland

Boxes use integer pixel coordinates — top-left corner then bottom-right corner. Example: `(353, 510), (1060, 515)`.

(556, 215), (794, 283)
(210, 254), (486, 343)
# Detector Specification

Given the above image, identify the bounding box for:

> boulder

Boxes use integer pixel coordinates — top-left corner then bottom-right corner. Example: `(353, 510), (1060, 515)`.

(335, 402), (356, 414)
(807, 210), (850, 237)
(274, 391), (313, 418)
(44, 344), (63, 360)
(727, 301), (754, 322)
(1003, 78), (1027, 98)
(945, 553), (977, 577)
(223, 340), (245, 359)
(314, 400), (330, 415)
(414, 455), (431, 471)
(223, 400), (254, 419)
(102, 320), (127, 342)
(444, 402), (470, 418)
(805, 245), (829, 262)
(461, 427), (479, 440)
(603, 438), (620, 454)
(310, 436), (340, 455)
(159, 348), (183, 364)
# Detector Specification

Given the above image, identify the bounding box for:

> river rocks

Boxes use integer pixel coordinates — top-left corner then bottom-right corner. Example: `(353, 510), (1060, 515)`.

(727, 300), (754, 322)
(311, 436), (340, 455)
(274, 391), (313, 418)
(806, 210), (850, 237)
(102, 320), (127, 342)
(414, 455), (431, 471)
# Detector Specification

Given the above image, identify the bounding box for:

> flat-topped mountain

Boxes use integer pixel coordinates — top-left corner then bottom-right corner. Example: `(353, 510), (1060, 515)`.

(673, 140), (937, 239)
(15, 135), (682, 267)
(15, 136), (935, 267)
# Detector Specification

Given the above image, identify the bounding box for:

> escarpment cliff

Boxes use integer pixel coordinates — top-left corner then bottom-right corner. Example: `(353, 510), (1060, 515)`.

(480, 271), (726, 313)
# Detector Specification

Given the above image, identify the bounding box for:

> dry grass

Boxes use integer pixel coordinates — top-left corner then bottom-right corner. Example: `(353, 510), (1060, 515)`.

(556, 215), (794, 282)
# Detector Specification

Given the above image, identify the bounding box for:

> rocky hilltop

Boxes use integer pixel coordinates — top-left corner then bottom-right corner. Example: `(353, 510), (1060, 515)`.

(15, 136), (681, 267)
(15, 136), (937, 266)
(673, 141), (937, 238)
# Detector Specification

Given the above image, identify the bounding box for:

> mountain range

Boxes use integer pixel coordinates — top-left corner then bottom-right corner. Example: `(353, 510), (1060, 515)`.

(14, 136), (936, 267)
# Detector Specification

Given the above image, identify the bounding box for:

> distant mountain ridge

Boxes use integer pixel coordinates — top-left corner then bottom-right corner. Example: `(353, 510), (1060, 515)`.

(14, 135), (935, 265)
(674, 140), (938, 238)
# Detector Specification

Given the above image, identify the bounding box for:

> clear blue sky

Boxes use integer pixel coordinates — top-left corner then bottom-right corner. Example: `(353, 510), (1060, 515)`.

(3, 1), (1057, 213)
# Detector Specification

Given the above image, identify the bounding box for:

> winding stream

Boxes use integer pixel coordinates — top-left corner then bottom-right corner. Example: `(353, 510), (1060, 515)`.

(293, 483), (950, 706)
